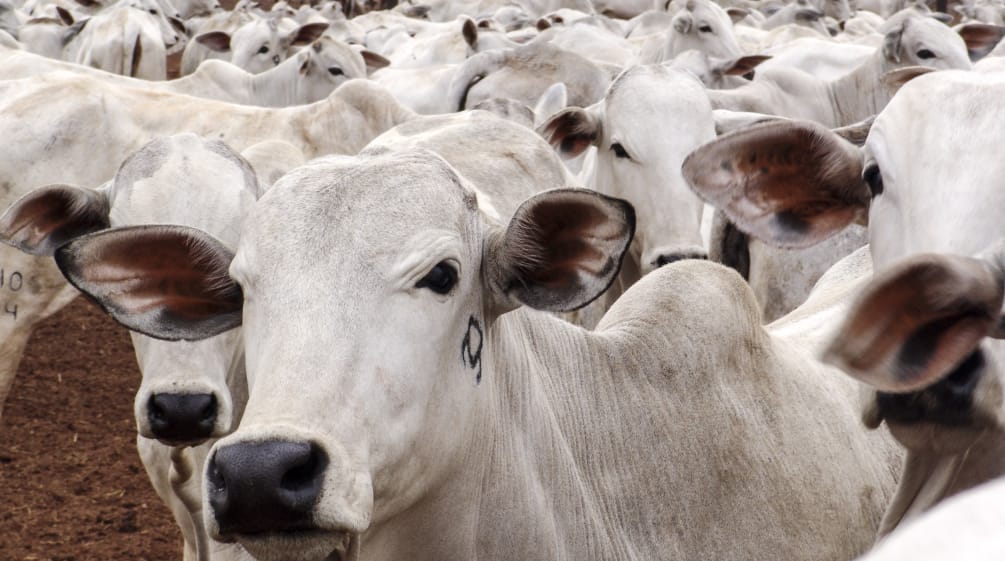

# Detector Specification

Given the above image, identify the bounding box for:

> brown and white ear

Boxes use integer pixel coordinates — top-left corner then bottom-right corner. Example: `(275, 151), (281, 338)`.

(682, 120), (868, 248)
(288, 22), (329, 47)
(712, 110), (785, 136)
(56, 6), (74, 25)
(882, 66), (935, 95)
(713, 54), (771, 77)
(823, 253), (1004, 393)
(361, 49), (390, 74)
(882, 20), (906, 63)
(196, 31), (232, 52)
(726, 7), (749, 23)
(0, 184), (110, 256)
(832, 115), (875, 147)
(486, 189), (635, 313)
(537, 105), (602, 160)
(55, 225), (243, 341)
(957, 23), (1005, 61)
(461, 16), (478, 48)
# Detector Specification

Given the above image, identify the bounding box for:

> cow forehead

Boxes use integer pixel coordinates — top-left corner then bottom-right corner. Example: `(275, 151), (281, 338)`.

(871, 71), (1005, 166)
(235, 151), (479, 282)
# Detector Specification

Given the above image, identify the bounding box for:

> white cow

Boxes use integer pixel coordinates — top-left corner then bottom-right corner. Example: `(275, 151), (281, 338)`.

(682, 69), (1005, 532)
(64, 2), (183, 79)
(538, 65), (714, 326)
(0, 133), (259, 560)
(447, 40), (610, 112)
(637, 0), (745, 63)
(707, 12), (972, 128)
(50, 121), (909, 561)
(0, 73), (413, 420)
(0, 36), (384, 106)
(187, 17), (328, 75)
(855, 475), (1005, 560)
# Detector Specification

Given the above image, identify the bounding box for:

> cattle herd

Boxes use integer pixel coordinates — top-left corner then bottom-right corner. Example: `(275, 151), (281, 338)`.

(1, 0), (1005, 557)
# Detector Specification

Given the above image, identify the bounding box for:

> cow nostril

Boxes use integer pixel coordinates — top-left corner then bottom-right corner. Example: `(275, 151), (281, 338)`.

(147, 393), (217, 443)
(281, 445), (325, 492)
(210, 441), (328, 535)
(655, 252), (708, 268)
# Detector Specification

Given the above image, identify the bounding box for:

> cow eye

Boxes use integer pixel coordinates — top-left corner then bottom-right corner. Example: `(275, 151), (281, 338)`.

(611, 142), (631, 159)
(149, 8), (157, 13)
(328, 66), (344, 76)
(417, 262), (458, 294)
(258, 45), (269, 54)
(698, 24), (713, 33)
(863, 163), (883, 197)
(916, 48), (935, 59)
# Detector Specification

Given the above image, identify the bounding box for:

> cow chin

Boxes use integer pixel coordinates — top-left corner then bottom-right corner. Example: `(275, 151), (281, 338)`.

(235, 530), (356, 561)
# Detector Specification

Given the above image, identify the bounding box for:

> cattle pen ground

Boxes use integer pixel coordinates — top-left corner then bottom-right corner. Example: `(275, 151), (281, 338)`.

(0, 299), (178, 560)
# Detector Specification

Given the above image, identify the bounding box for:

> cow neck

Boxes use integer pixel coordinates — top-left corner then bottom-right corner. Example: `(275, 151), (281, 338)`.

(299, 83), (417, 160)
(248, 55), (303, 107)
(878, 429), (1005, 536)
(825, 51), (892, 128)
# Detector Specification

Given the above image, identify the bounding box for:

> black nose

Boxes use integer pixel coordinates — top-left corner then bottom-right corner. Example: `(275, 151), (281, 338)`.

(208, 440), (328, 536)
(148, 393), (216, 443)
(654, 252), (708, 268)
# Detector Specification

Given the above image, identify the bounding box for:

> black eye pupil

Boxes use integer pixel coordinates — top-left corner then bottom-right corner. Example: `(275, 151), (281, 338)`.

(417, 262), (457, 294)
(258, 46), (269, 54)
(863, 164), (883, 197)
(149, 8), (156, 13)
(699, 25), (712, 32)
(917, 49), (935, 59)
(611, 142), (630, 159)
(328, 67), (344, 76)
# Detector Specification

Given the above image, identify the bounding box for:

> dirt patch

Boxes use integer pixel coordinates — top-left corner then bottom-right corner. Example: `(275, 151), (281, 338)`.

(0, 298), (179, 560)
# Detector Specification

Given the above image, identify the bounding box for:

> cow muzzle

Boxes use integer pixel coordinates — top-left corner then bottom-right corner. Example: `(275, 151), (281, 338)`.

(208, 439), (327, 535)
(146, 392), (217, 445)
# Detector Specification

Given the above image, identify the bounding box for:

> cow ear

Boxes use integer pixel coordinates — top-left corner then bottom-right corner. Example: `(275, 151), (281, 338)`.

(169, 16), (187, 36)
(289, 22), (329, 47)
(0, 184), (110, 256)
(672, 11), (693, 33)
(882, 66), (934, 94)
(957, 23), (1005, 61)
(360, 49), (390, 74)
(714, 54), (771, 77)
(537, 105), (602, 160)
(682, 120), (868, 249)
(795, 7), (824, 22)
(485, 189), (635, 314)
(461, 16), (477, 48)
(196, 31), (232, 52)
(823, 253), (1004, 393)
(55, 225), (243, 341)
(882, 20), (906, 63)
(62, 17), (88, 46)
(532, 82), (567, 129)
(726, 7), (749, 23)
(56, 5), (74, 25)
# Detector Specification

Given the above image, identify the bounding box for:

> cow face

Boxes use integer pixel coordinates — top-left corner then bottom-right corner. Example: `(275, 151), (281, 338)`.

(668, 0), (743, 61)
(682, 71), (1005, 460)
(0, 134), (257, 446)
(52, 150), (633, 561)
(540, 66), (713, 275)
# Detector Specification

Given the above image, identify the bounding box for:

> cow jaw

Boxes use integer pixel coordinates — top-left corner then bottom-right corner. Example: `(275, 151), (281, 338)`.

(233, 530), (355, 561)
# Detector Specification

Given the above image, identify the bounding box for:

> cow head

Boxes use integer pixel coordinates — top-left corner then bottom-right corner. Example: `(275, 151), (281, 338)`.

(668, 0), (743, 61)
(682, 70), (1005, 521)
(49, 150), (634, 560)
(0, 134), (257, 446)
(540, 65), (713, 275)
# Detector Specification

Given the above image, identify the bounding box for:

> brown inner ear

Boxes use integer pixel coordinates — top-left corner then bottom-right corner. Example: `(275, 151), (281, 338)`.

(63, 229), (241, 322)
(683, 121), (867, 248)
(517, 199), (612, 287)
(0, 185), (110, 256)
(827, 255), (1003, 392)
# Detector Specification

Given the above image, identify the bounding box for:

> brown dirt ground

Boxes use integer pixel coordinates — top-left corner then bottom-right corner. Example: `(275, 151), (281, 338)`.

(0, 298), (179, 561)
